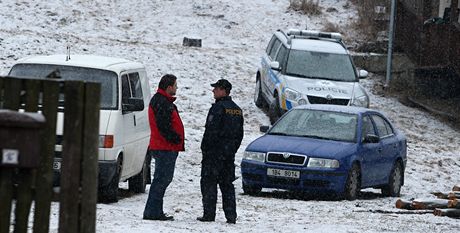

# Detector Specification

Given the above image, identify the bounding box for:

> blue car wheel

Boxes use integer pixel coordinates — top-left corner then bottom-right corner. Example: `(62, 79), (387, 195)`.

(382, 161), (403, 197)
(344, 163), (360, 200)
(242, 183), (262, 196)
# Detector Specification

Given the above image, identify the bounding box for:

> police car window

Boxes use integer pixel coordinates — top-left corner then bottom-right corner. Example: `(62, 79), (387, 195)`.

(361, 116), (376, 142)
(285, 50), (356, 81)
(266, 36), (276, 54)
(128, 72), (143, 98)
(372, 115), (393, 138)
(268, 39), (281, 60)
(275, 45), (288, 65)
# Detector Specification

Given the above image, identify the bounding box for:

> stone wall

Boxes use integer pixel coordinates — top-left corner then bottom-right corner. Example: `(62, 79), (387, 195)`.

(352, 52), (460, 98)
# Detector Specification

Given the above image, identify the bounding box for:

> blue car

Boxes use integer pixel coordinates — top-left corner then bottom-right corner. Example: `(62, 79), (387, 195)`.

(241, 105), (407, 200)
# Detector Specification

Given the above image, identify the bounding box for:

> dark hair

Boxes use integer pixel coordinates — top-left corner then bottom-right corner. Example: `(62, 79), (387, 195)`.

(158, 74), (177, 90)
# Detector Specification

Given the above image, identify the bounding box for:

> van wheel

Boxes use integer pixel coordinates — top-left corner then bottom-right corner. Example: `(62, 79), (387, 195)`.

(254, 77), (265, 108)
(268, 96), (281, 124)
(129, 155), (148, 193)
(99, 157), (122, 203)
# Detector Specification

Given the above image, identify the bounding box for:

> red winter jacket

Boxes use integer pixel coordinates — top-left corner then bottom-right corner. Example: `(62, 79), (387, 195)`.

(148, 89), (185, 151)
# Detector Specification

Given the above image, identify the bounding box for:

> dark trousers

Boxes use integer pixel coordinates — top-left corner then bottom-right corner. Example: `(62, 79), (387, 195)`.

(143, 150), (178, 218)
(200, 158), (237, 221)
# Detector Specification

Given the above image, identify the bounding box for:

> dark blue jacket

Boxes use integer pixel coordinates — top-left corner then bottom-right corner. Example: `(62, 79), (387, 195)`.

(201, 96), (244, 161)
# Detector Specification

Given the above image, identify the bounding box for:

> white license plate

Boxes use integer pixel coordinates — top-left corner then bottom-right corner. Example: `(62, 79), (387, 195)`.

(53, 161), (61, 170)
(267, 168), (300, 179)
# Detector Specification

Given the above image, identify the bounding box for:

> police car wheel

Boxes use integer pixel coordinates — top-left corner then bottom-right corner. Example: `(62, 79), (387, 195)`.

(268, 98), (281, 124)
(254, 78), (265, 108)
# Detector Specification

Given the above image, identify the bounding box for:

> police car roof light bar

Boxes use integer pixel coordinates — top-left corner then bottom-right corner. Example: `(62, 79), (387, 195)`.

(287, 29), (342, 41)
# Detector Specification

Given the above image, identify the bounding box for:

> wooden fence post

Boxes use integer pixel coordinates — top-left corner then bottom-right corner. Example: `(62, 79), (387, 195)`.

(59, 81), (84, 233)
(79, 82), (100, 233)
(14, 79), (41, 233)
(33, 79), (60, 233)
(0, 77), (22, 233)
(1, 77), (99, 233)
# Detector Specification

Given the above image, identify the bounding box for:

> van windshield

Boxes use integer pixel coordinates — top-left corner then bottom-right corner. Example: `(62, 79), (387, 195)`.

(285, 50), (357, 82)
(9, 64), (118, 109)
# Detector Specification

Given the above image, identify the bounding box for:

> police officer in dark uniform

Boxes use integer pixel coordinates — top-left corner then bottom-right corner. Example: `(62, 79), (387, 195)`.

(197, 79), (244, 224)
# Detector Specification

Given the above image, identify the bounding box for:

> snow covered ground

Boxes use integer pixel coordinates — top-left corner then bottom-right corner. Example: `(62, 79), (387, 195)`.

(1, 0), (460, 232)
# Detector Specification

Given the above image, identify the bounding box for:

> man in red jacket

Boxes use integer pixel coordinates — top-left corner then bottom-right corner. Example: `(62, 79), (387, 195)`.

(143, 74), (185, 221)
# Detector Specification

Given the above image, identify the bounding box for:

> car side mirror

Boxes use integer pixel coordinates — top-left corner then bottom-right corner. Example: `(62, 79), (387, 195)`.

(358, 69), (368, 79)
(270, 61), (280, 71)
(363, 134), (379, 143)
(122, 98), (144, 114)
(260, 125), (270, 133)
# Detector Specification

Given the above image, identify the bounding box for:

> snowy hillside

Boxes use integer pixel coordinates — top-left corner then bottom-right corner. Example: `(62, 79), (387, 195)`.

(1, 0), (460, 232)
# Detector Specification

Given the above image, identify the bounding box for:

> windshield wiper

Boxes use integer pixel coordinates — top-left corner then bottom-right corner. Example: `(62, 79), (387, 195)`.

(286, 73), (320, 79)
(287, 73), (349, 82)
(300, 134), (329, 140)
(268, 132), (289, 136)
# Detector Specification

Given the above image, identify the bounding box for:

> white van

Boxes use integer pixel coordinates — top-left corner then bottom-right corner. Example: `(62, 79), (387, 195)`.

(9, 54), (151, 203)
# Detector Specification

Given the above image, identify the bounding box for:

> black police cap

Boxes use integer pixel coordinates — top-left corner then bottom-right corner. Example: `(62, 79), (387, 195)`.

(210, 79), (232, 91)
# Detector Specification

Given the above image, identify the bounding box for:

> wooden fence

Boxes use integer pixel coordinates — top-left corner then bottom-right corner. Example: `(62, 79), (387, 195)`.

(0, 76), (100, 233)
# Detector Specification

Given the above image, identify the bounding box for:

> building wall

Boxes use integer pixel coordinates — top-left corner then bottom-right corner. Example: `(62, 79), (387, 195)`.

(395, 0), (460, 98)
(401, 0), (424, 15)
(439, 0), (451, 17)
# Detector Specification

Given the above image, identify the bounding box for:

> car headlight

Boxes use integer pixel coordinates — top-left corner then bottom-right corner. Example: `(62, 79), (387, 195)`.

(284, 88), (300, 101)
(243, 151), (265, 162)
(351, 86), (369, 107)
(298, 98), (307, 105)
(307, 158), (339, 168)
(351, 95), (369, 108)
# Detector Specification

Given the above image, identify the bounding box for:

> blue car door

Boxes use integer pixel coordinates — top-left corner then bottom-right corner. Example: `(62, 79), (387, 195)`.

(359, 115), (386, 186)
(371, 114), (398, 184)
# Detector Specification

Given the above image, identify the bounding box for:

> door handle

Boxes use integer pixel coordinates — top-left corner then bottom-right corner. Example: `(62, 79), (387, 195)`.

(377, 148), (383, 153)
(133, 115), (137, 126)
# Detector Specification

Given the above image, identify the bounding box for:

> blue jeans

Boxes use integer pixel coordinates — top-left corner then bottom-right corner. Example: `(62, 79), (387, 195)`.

(143, 150), (178, 218)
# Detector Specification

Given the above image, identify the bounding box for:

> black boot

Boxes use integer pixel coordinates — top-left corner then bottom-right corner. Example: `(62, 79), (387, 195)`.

(197, 216), (215, 222)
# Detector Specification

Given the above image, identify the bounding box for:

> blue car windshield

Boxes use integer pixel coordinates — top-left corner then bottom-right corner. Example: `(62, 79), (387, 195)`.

(285, 50), (356, 82)
(269, 109), (358, 142)
(9, 64), (118, 109)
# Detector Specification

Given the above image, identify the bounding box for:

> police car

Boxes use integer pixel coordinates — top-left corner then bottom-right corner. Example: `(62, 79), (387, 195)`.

(255, 29), (370, 123)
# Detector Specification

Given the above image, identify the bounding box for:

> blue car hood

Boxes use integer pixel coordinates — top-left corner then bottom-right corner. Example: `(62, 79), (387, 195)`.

(246, 135), (357, 159)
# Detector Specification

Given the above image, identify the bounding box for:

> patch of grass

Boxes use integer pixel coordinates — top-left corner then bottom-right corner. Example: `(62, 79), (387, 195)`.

(289, 0), (322, 15)
(321, 21), (340, 33)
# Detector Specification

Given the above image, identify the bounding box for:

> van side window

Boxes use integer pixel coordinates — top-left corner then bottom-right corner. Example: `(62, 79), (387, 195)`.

(128, 73), (143, 98)
(122, 72), (144, 99)
(121, 74), (131, 99)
